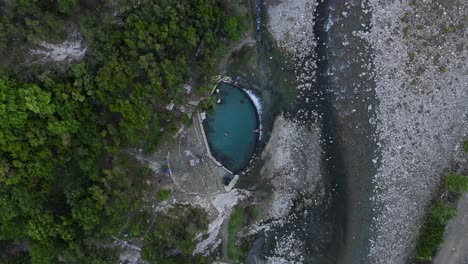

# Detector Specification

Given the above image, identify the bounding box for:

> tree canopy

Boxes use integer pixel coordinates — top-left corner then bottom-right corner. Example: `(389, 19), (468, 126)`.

(0, 0), (231, 262)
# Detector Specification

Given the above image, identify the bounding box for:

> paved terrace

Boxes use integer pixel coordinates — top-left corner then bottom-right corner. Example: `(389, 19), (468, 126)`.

(166, 113), (231, 196)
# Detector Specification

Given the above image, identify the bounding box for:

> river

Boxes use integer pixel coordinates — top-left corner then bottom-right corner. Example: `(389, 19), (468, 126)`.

(243, 0), (379, 263)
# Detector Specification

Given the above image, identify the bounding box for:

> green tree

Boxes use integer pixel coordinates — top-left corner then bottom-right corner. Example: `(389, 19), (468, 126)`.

(224, 17), (241, 40)
(0, 0), (226, 261)
(141, 206), (208, 263)
(57, 0), (79, 16)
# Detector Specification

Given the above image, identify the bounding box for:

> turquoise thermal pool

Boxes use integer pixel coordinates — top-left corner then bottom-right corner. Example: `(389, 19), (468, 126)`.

(202, 82), (259, 173)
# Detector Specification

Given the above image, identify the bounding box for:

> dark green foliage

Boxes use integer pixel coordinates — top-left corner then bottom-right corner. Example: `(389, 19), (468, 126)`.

(182, 114), (193, 126)
(415, 203), (457, 260)
(445, 172), (468, 194)
(57, 0), (80, 16)
(441, 26), (450, 34)
(227, 205), (258, 263)
(141, 205), (209, 263)
(0, 0), (73, 47)
(413, 170), (468, 263)
(85, 0), (225, 148)
(196, 85), (215, 96)
(228, 207), (244, 262)
(0, 0), (226, 262)
(223, 16), (249, 41)
(401, 12), (410, 23)
(462, 140), (468, 152)
(224, 17), (241, 40)
(199, 96), (216, 111)
(156, 189), (171, 201)
(125, 211), (151, 238)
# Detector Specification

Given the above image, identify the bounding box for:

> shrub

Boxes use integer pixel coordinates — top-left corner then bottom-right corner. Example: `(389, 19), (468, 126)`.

(182, 114), (192, 126)
(156, 189), (170, 201)
(128, 211), (150, 237)
(228, 207), (245, 262)
(400, 12), (410, 23)
(445, 172), (468, 194)
(441, 26), (450, 34)
(199, 96), (216, 111)
(223, 15), (249, 41)
(57, 0), (79, 15)
(415, 203), (457, 260)
(141, 205), (208, 263)
(224, 17), (241, 41)
(463, 140), (468, 152)
(196, 85), (214, 96)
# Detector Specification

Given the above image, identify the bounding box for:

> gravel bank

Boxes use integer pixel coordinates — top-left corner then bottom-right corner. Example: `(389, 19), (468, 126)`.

(367, 0), (468, 263)
(267, 0), (319, 111)
(261, 1), (327, 261)
(260, 115), (323, 220)
(267, 0), (317, 60)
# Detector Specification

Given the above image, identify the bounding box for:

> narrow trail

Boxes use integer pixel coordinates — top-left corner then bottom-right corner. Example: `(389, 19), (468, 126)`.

(219, 32), (256, 76)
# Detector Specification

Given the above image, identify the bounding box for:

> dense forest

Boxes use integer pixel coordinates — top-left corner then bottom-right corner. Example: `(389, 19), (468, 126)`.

(0, 0), (245, 262)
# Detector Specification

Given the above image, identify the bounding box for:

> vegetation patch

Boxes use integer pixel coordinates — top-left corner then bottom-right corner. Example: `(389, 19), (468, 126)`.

(415, 203), (457, 261)
(445, 172), (468, 194)
(123, 211), (151, 238)
(223, 15), (250, 41)
(141, 205), (210, 263)
(227, 205), (259, 263)
(156, 189), (171, 201)
(414, 170), (468, 262)
(462, 140), (468, 152)
(0, 0), (237, 262)
(228, 207), (245, 262)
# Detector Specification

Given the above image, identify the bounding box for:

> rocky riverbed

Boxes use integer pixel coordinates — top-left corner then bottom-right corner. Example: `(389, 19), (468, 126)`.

(367, 0), (467, 263)
(259, 115), (323, 220)
(259, 0), (467, 263)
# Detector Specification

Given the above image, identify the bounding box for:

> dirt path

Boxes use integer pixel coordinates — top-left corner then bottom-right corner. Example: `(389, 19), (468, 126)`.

(434, 194), (468, 264)
(219, 32), (256, 76)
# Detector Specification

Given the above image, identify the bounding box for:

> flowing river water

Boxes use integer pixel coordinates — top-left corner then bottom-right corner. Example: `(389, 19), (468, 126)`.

(325, 0), (379, 262)
(243, 0), (379, 263)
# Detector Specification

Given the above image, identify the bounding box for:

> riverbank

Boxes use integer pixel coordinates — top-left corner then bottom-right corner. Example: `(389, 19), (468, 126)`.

(367, 0), (468, 263)
(256, 0), (468, 263)
(434, 194), (468, 264)
(434, 147), (468, 264)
